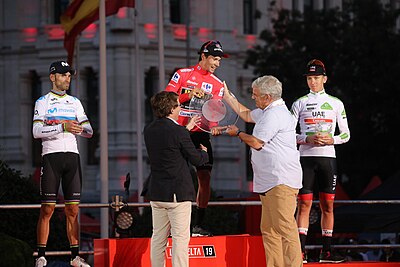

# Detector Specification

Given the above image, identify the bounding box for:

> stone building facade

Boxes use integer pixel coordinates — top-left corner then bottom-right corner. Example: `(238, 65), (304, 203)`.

(0, 0), (345, 203)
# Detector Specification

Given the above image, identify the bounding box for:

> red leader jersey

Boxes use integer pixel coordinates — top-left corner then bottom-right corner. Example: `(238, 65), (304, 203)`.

(165, 64), (224, 132)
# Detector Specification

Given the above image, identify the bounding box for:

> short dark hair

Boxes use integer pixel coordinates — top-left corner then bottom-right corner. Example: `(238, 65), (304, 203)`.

(150, 91), (179, 118)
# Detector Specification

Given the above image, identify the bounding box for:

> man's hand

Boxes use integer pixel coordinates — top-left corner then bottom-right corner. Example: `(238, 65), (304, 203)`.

(189, 87), (205, 99)
(186, 115), (201, 131)
(211, 126), (228, 136)
(223, 81), (233, 100)
(225, 125), (239, 136)
(306, 133), (334, 146)
(199, 144), (207, 153)
(64, 120), (83, 135)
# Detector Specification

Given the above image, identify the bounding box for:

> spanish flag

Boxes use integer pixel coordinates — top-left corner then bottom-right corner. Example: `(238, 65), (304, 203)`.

(61, 0), (135, 65)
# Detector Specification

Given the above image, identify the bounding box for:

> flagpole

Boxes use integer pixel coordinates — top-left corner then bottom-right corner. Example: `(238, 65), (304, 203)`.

(75, 35), (80, 97)
(99, 0), (109, 238)
(158, 0), (165, 90)
(185, 0), (190, 66)
(134, 8), (144, 207)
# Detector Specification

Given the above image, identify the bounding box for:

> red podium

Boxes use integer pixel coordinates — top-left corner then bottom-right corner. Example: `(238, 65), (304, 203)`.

(94, 235), (400, 267)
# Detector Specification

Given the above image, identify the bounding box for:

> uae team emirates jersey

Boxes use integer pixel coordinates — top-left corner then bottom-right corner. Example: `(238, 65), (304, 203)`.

(290, 90), (350, 158)
(165, 64), (224, 131)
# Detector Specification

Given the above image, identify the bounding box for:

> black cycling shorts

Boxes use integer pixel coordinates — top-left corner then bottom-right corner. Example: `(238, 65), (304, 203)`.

(40, 152), (82, 204)
(190, 131), (213, 170)
(299, 157), (337, 195)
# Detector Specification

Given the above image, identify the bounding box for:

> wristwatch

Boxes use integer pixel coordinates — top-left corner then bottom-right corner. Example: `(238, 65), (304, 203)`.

(236, 130), (242, 136)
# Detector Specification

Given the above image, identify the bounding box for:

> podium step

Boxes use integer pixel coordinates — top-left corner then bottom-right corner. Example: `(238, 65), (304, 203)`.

(306, 263), (399, 267)
(94, 235), (400, 267)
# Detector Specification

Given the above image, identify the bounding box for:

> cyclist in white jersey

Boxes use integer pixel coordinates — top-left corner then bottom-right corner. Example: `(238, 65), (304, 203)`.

(33, 61), (92, 267)
(291, 59), (350, 263)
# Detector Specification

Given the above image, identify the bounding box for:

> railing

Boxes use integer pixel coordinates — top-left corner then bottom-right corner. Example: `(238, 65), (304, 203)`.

(1, 199), (400, 256)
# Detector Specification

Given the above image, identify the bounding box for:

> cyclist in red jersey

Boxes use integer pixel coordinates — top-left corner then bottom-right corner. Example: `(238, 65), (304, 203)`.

(165, 40), (228, 236)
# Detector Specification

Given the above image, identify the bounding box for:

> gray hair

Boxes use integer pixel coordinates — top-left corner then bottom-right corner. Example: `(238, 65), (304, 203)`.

(251, 75), (282, 100)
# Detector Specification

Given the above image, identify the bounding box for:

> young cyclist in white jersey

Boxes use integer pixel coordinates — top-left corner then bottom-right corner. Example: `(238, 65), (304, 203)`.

(291, 59), (350, 263)
(33, 61), (93, 267)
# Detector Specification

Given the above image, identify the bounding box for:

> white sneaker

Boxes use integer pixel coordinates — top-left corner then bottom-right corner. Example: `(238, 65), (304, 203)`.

(70, 256), (91, 267)
(35, 256), (47, 267)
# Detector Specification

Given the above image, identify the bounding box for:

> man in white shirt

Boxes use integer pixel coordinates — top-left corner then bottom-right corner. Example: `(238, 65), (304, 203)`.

(222, 75), (303, 267)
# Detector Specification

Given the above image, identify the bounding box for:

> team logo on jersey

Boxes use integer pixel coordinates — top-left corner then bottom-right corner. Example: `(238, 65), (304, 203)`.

(201, 82), (213, 93)
(47, 107), (75, 114)
(320, 102), (333, 110)
(172, 72), (180, 83)
(312, 111), (325, 118)
(180, 87), (193, 95)
(48, 108), (58, 114)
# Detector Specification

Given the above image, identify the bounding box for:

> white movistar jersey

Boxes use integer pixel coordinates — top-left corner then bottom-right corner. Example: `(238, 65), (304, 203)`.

(32, 91), (93, 156)
(290, 90), (350, 158)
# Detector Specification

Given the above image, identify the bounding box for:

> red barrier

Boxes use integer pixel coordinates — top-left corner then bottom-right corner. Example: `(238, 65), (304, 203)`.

(94, 235), (400, 267)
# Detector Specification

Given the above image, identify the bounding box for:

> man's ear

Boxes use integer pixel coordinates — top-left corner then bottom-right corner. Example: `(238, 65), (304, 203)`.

(323, 76), (328, 83)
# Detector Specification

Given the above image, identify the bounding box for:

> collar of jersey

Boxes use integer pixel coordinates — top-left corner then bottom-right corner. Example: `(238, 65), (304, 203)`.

(195, 64), (209, 75)
(50, 90), (67, 97)
(309, 89), (325, 96)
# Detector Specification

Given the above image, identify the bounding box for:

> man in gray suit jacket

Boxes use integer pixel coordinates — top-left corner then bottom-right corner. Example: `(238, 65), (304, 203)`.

(143, 91), (209, 267)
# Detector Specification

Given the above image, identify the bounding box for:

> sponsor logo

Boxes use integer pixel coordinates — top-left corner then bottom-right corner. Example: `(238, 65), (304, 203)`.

(218, 87), (224, 97)
(50, 98), (58, 101)
(166, 245), (216, 259)
(42, 129), (58, 134)
(201, 82), (213, 93)
(311, 111), (325, 118)
(172, 72), (180, 83)
(179, 109), (201, 117)
(47, 107), (75, 113)
(332, 174), (337, 190)
(186, 80), (198, 85)
(34, 110), (39, 115)
(304, 118), (333, 124)
(320, 102), (333, 110)
(180, 68), (193, 73)
(180, 87), (193, 95)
